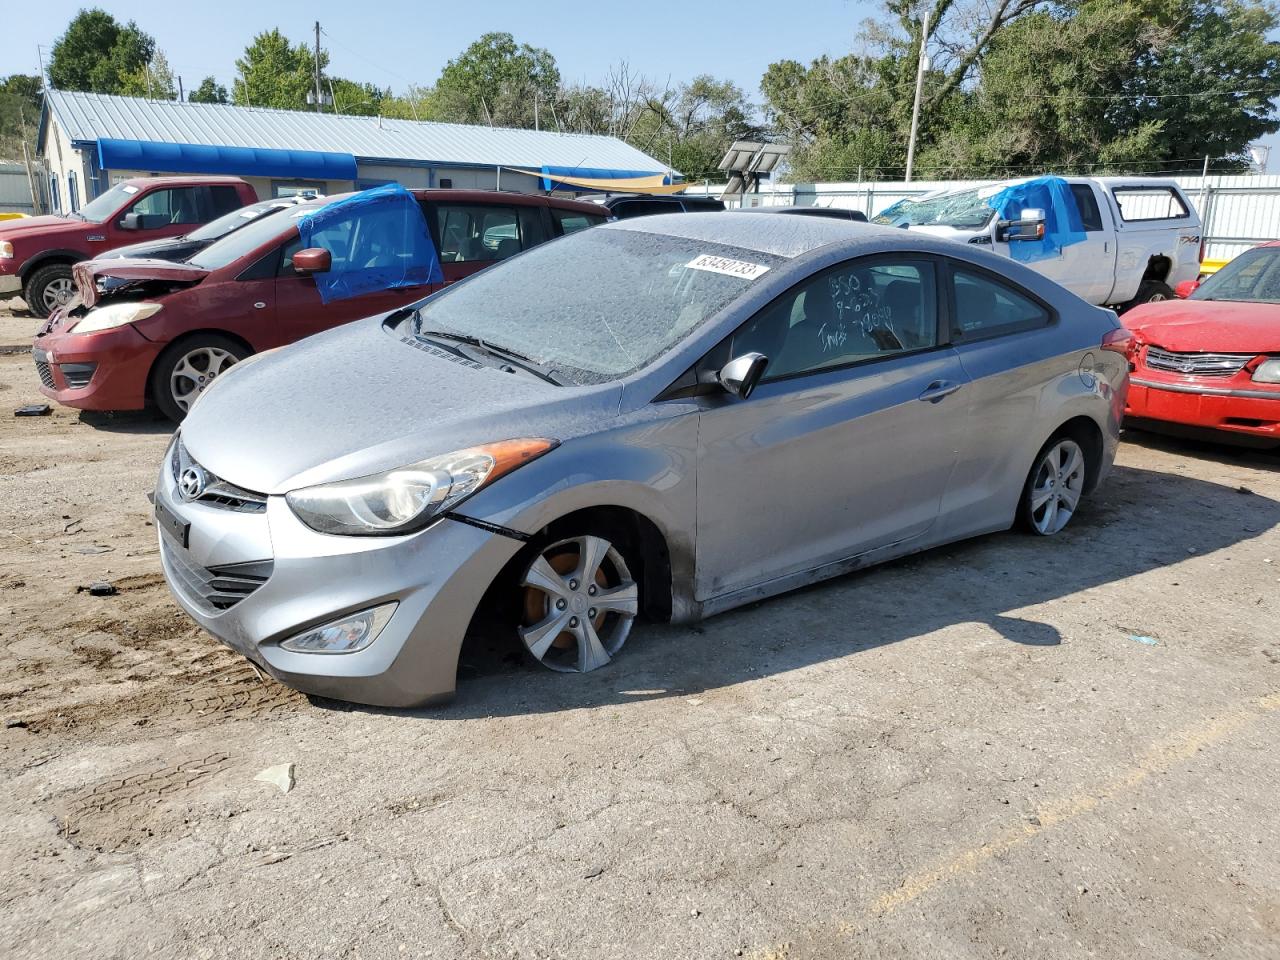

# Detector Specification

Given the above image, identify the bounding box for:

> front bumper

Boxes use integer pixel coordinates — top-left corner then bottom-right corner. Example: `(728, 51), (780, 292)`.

(32, 324), (158, 411)
(153, 456), (524, 707)
(1126, 373), (1280, 442)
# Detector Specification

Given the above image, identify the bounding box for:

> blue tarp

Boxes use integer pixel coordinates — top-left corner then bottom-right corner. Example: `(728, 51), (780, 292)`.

(985, 176), (1086, 263)
(297, 183), (443, 304)
(97, 138), (357, 181)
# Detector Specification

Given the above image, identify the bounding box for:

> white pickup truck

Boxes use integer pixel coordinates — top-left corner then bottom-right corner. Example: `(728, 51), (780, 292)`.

(873, 176), (1203, 310)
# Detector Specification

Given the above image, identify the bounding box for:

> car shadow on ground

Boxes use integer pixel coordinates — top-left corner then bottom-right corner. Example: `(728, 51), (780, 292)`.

(1122, 425), (1279, 470)
(315, 458), (1279, 721)
(77, 409), (174, 436)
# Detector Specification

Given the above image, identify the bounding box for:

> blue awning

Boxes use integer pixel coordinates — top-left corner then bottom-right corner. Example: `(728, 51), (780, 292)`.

(96, 138), (357, 181)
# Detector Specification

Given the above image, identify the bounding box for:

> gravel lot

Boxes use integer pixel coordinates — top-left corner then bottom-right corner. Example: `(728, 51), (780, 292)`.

(1, 327), (1278, 960)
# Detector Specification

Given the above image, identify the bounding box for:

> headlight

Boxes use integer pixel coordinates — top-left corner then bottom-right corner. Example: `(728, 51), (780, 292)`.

(0, 241), (13, 259)
(1251, 357), (1280, 383)
(71, 301), (163, 334)
(286, 438), (557, 536)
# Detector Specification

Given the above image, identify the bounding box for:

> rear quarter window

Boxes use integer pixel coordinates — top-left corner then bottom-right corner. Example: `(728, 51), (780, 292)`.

(1110, 187), (1189, 222)
(552, 208), (606, 235)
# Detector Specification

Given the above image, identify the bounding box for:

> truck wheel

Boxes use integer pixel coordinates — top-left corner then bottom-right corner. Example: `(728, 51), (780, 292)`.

(1122, 280), (1174, 312)
(23, 263), (75, 319)
(150, 335), (249, 423)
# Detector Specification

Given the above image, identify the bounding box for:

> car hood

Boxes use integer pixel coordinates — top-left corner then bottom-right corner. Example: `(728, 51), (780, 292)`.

(100, 235), (195, 261)
(0, 214), (87, 240)
(180, 316), (624, 495)
(73, 257), (209, 307)
(1123, 299), (1280, 353)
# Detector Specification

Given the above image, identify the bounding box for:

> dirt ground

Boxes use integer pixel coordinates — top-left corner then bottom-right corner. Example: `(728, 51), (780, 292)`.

(1, 337), (1278, 960)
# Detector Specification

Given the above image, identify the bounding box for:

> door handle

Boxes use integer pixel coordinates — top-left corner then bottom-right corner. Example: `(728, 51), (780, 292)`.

(918, 380), (962, 403)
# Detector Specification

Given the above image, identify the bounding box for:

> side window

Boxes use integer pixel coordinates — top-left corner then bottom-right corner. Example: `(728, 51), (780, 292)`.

(208, 186), (244, 218)
(950, 267), (1051, 341)
(280, 216), (357, 275)
(1110, 187), (1189, 222)
(1070, 184), (1104, 232)
(552, 208), (606, 235)
(731, 259), (938, 381)
(433, 204), (522, 263)
(128, 187), (203, 227)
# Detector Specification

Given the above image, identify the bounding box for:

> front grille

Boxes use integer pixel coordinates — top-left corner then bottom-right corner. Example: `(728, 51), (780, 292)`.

(161, 538), (272, 613)
(35, 358), (54, 389)
(1144, 345), (1253, 377)
(172, 438), (267, 513)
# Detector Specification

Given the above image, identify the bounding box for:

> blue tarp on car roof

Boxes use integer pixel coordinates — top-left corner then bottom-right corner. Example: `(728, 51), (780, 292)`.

(296, 183), (443, 304)
(97, 138), (358, 181)
(985, 176), (1086, 263)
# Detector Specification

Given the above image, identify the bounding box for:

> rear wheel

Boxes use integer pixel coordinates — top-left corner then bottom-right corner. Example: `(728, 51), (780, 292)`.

(150, 334), (249, 422)
(24, 263), (75, 319)
(518, 534), (639, 673)
(1122, 280), (1174, 312)
(1018, 436), (1087, 536)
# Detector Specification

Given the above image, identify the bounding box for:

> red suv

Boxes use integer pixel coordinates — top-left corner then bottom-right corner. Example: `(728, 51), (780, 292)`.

(1, 176), (257, 317)
(33, 189), (607, 420)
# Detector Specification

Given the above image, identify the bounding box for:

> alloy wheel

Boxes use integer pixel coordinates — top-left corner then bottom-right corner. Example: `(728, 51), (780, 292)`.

(170, 347), (238, 412)
(1027, 439), (1085, 535)
(519, 535), (638, 672)
(41, 277), (74, 313)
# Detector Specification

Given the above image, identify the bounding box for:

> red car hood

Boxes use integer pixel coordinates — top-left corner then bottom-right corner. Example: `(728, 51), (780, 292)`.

(73, 257), (209, 308)
(0, 215), (87, 240)
(1122, 299), (1280, 353)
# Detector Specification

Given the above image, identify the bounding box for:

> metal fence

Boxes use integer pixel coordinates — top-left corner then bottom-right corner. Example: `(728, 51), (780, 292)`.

(687, 174), (1280, 266)
(0, 163), (38, 214)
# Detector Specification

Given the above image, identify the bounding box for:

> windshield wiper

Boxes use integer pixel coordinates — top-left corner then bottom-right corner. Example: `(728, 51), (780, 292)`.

(416, 327), (568, 386)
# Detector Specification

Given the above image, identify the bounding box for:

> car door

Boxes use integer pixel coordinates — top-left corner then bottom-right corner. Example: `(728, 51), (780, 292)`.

(270, 222), (430, 344)
(110, 185), (207, 244)
(1066, 182), (1119, 304)
(425, 201), (540, 286)
(693, 255), (969, 600)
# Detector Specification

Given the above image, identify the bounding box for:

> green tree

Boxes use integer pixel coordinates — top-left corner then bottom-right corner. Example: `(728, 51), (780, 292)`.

(119, 50), (178, 100)
(188, 76), (229, 104)
(634, 76), (763, 180)
(49, 8), (156, 95)
(234, 28), (326, 110)
(434, 32), (560, 127)
(0, 74), (43, 162)
(328, 78), (386, 116)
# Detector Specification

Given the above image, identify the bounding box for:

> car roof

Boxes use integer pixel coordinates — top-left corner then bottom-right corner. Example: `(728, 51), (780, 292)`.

(606, 211), (903, 259)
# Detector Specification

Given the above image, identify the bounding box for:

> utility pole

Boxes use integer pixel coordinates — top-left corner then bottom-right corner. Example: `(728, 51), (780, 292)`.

(313, 21), (323, 113)
(534, 94), (539, 131)
(904, 9), (930, 183)
(177, 75), (184, 102)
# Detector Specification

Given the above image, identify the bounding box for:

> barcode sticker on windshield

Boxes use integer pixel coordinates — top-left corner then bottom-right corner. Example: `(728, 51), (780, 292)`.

(686, 254), (770, 280)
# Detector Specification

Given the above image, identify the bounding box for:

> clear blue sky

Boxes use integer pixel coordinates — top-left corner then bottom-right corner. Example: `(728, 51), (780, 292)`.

(9, 0), (1277, 171)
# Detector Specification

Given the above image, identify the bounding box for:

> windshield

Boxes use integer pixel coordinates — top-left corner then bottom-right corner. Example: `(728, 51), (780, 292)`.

(188, 206), (306, 271)
(413, 227), (781, 383)
(1192, 247), (1280, 304)
(873, 189), (996, 230)
(187, 201), (287, 242)
(77, 182), (142, 223)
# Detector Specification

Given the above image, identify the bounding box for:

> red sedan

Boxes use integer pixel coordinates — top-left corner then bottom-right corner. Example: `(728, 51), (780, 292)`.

(33, 189), (605, 421)
(1122, 241), (1280, 446)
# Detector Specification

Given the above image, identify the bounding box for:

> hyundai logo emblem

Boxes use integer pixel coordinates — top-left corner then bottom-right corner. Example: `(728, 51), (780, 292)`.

(178, 466), (208, 501)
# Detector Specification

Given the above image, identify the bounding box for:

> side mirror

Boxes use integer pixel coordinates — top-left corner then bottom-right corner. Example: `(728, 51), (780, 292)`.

(1174, 279), (1199, 299)
(999, 207), (1046, 242)
(292, 247), (332, 275)
(718, 352), (768, 400)
(119, 212), (142, 231)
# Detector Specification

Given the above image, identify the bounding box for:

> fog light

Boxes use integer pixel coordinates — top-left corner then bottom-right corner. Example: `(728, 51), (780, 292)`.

(279, 603), (397, 654)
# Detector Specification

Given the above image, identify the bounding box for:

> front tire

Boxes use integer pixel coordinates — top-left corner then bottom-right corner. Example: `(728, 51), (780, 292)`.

(150, 335), (249, 422)
(1018, 436), (1087, 536)
(517, 534), (640, 673)
(24, 263), (75, 319)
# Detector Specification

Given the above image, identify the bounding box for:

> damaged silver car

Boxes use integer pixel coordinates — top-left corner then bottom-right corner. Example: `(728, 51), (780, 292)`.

(154, 213), (1130, 707)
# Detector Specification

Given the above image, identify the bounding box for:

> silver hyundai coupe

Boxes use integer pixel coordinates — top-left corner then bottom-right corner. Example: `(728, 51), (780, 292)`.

(155, 213), (1130, 707)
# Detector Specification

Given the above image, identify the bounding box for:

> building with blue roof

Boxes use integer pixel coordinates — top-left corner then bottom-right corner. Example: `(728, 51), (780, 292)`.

(38, 90), (674, 213)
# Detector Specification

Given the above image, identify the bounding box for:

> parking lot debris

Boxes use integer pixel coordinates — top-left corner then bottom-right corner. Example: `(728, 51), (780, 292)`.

(73, 545), (114, 555)
(83, 581), (117, 597)
(5, 719), (28, 729)
(583, 866), (604, 880)
(254, 763), (295, 794)
(1128, 634), (1159, 646)
(14, 404), (51, 417)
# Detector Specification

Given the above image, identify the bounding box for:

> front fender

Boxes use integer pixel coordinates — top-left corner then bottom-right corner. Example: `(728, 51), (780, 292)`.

(453, 402), (701, 619)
